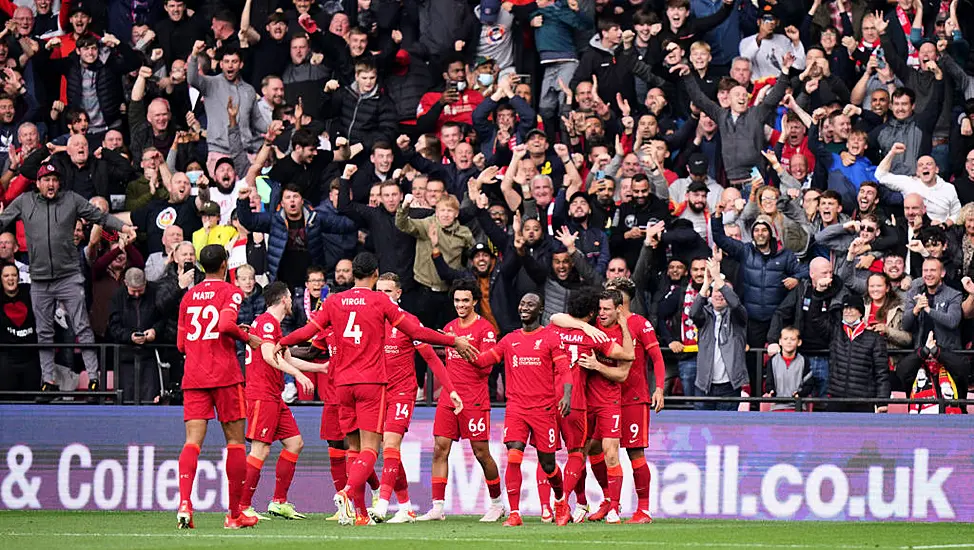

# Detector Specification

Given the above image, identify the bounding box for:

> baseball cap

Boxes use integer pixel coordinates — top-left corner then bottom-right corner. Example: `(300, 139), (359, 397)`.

(525, 128), (547, 141)
(473, 55), (495, 68)
(687, 180), (709, 193)
(199, 201), (220, 217)
(472, 242), (495, 257)
(688, 153), (708, 176)
(479, 0), (501, 25)
(37, 164), (60, 179)
(568, 191), (589, 205)
(213, 156), (235, 174)
(759, 5), (777, 22)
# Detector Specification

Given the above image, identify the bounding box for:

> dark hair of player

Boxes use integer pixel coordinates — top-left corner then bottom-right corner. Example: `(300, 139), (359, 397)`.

(600, 288), (624, 307)
(378, 272), (401, 288)
(199, 244), (228, 274)
(263, 281), (290, 307)
(604, 277), (636, 301)
(352, 252), (379, 280)
(450, 278), (482, 302)
(567, 288), (600, 319)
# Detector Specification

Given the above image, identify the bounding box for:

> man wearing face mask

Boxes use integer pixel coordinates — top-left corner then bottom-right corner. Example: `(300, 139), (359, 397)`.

(416, 54), (486, 134)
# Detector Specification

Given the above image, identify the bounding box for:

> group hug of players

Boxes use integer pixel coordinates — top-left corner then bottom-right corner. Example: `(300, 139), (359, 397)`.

(172, 245), (665, 529)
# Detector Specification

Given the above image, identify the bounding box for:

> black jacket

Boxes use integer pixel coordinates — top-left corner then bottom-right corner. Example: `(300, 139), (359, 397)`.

(610, 197), (671, 270)
(21, 147), (137, 200)
(108, 284), (167, 358)
(767, 277), (847, 350)
(49, 44), (142, 130)
(322, 84), (398, 151)
(433, 245), (521, 335)
(807, 294), (890, 399)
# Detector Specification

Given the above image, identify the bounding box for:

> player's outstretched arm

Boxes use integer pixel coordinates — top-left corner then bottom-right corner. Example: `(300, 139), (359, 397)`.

(549, 313), (609, 343)
(606, 317), (635, 362)
(277, 321), (323, 348)
(217, 307), (258, 346)
(261, 343), (315, 394)
(578, 352), (632, 383)
(417, 344), (458, 394)
(395, 314), (480, 361)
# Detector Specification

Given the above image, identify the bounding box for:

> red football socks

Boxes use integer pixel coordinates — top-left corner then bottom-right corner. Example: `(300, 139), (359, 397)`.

(562, 451), (585, 500)
(432, 476), (447, 501)
(535, 462), (550, 510)
(394, 462), (410, 504)
(631, 456), (651, 512)
(345, 448), (378, 514)
(241, 455), (263, 509)
(178, 443), (200, 505)
(547, 465), (564, 500)
(226, 444), (247, 518)
(505, 449), (523, 512)
(273, 450), (298, 503)
(607, 464), (623, 505)
(328, 447), (347, 492)
(379, 447), (402, 501)
(575, 464), (588, 506)
(590, 453), (609, 491)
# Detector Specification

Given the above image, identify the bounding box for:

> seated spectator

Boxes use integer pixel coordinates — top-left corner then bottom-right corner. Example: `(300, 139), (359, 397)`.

(0, 262), (39, 398)
(690, 257), (748, 411)
(107, 268), (165, 403)
(763, 326), (814, 412)
(895, 331), (970, 414)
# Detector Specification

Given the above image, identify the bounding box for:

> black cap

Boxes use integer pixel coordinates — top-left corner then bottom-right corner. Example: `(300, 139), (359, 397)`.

(199, 201), (220, 217)
(687, 180), (710, 193)
(472, 242), (495, 257)
(69, 4), (92, 16)
(688, 153), (708, 176)
(841, 294), (865, 315)
(568, 191), (589, 205)
(213, 156), (235, 174)
(525, 128), (547, 141)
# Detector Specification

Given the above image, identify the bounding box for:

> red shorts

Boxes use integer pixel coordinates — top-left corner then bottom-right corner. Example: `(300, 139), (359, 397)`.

(558, 408), (587, 450)
(621, 403), (650, 449)
(384, 395), (416, 436)
(504, 408), (558, 453)
(587, 404), (622, 440)
(183, 384), (245, 423)
(433, 404), (490, 441)
(319, 403), (344, 441)
(337, 384), (386, 436)
(246, 399), (300, 444)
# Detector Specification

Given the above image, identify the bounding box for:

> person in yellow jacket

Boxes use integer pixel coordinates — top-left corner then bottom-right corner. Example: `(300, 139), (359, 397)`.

(192, 201), (238, 258)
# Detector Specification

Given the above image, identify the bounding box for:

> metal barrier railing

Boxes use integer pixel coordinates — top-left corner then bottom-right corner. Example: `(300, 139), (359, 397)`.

(0, 344), (971, 409)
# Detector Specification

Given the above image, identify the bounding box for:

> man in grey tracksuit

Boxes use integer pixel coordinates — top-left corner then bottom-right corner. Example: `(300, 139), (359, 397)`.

(0, 164), (137, 397)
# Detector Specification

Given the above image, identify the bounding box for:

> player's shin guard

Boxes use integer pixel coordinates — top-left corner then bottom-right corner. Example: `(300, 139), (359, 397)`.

(590, 453), (609, 492)
(379, 447), (401, 502)
(547, 465), (565, 500)
(631, 456), (650, 512)
(505, 449), (524, 512)
(328, 447), (347, 492)
(606, 464), (623, 507)
(241, 456), (264, 509)
(562, 451), (585, 498)
(178, 443), (200, 505)
(226, 444), (247, 518)
(346, 448), (378, 514)
(273, 450), (299, 503)
(535, 463), (551, 510)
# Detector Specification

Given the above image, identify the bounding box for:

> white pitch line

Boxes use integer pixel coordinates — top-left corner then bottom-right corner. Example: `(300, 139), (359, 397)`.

(903, 545), (974, 549)
(0, 531), (914, 549)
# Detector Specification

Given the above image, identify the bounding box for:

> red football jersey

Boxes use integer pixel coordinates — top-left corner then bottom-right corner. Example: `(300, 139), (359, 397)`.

(552, 326), (616, 411)
(481, 326), (569, 412)
(618, 314), (660, 405)
(441, 315), (496, 409)
(245, 312), (285, 402)
(178, 279), (245, 389)
(385, 311), (427, 395)
(309, 287), (405, 387)
(551, 326), (613, 410)
(587, 323), (624, 407)
(311, 328), (338, 404)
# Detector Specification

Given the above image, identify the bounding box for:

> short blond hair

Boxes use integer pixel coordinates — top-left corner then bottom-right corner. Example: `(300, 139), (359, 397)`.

(689, 41), (711, 53)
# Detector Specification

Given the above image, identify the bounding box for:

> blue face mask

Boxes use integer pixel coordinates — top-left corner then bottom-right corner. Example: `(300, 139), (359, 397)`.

(478, 73), (494, 87)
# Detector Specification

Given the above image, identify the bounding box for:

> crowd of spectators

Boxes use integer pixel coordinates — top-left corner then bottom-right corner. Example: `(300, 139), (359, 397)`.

(0, 0), (971, 411)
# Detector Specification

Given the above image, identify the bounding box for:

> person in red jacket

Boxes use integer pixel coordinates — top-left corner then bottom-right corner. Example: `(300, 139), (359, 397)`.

(416, 53), (485, 134)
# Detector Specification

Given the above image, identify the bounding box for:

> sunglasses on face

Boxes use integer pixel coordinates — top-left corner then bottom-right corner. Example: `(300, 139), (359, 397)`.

(861, 225), (878, 233)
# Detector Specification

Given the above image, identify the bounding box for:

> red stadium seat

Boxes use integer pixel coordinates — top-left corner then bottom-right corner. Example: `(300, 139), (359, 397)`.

(888, 392), (908, 414)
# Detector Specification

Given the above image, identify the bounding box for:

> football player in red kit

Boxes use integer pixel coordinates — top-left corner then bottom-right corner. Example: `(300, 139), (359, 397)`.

(473, 293), (573, 526)
(550, 288), (635, 525)
(175, 245), (263, 530)
(372, 272), (463, 523)
(418, 279), (504, 523)
(276, 253), (478, 526)
(239, 282), (326, 520)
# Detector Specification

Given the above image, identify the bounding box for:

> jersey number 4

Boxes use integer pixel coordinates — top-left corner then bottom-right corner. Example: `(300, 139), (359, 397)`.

(186, 305), (219, 342)
(343, 312), (363, 344)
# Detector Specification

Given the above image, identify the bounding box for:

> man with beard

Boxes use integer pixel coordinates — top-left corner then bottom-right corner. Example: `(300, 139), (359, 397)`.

(130, 172), (203, 257)
(188, 42), (258, 176)
(432, 241), (519, 336)
(329, 259), (354, 294)
(587, 174), (617, 231)
(673, 181), (712, 244)
(876, 145), (959, 225)
(553, 190), (609, 274)
(656, 256), (706, 398)
(711, 213), (806, 391)
(903, 257), (962, 351)
(611, 173), (671, 270)
(884, 252), (911, 297)
(670, 153), (721, 213)
(243, 12), (290, 90)
(266, 127), (337, 207)
(523, 227), (600, 323)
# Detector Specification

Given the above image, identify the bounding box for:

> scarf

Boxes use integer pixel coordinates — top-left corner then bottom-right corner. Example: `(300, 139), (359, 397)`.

(304, 287), (323, 322)
(895, 5), (920, 66)
(856, 39), (880, 70)
(681, 285), (699, 347)
(842, 319), (867, 340)
(909, 361), (962, 414)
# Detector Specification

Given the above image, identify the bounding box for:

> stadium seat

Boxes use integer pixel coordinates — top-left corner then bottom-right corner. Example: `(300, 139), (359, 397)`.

(888, 392), (908, 414)
(759, 401), (772, 412)
(968, 392), (974, 415)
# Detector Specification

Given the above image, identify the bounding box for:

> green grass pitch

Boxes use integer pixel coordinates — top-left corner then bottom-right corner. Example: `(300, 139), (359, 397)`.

(1, 511), (973, 549)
